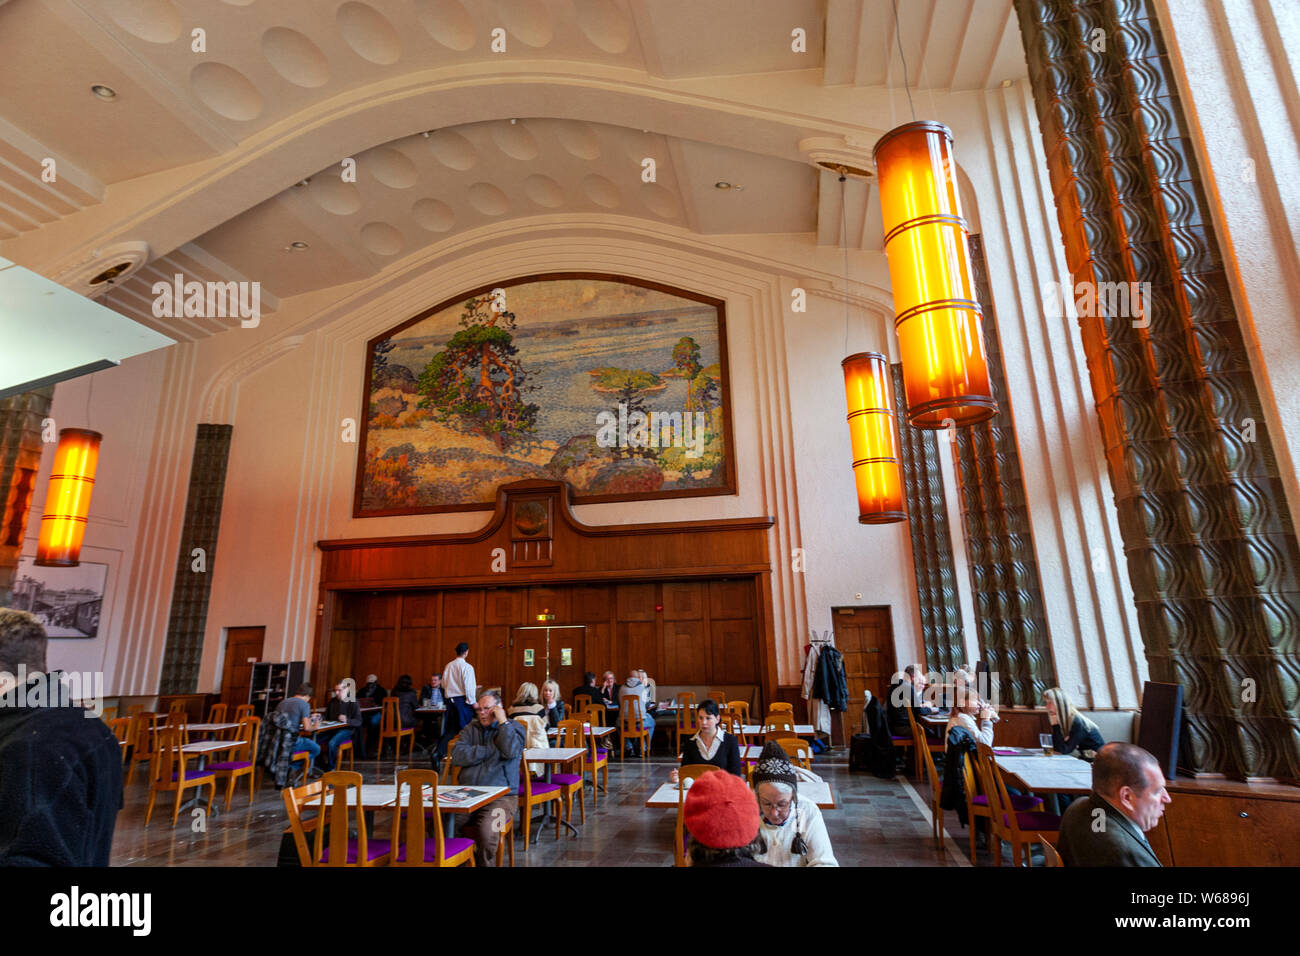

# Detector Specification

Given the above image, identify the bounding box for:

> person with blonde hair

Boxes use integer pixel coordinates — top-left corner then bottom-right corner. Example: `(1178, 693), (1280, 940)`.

(1043, 687), (1104, 758)
(540, 679), (566, 731)
(508, 682), (548, 772)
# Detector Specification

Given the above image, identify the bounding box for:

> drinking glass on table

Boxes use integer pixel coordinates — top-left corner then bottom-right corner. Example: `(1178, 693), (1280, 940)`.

(1039, 733), (1052, 756)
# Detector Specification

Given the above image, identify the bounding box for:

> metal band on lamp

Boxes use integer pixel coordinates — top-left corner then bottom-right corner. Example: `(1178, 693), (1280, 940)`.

(842, 352), (906, 524)
(874, 121), (996, 428)
(35, 428), (102, 567)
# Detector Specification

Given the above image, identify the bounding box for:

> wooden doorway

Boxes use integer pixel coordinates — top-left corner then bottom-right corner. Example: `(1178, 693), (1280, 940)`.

(507, 624), (585, 702)
(831, 607), (896, 735)
(220, 626), (265, 709)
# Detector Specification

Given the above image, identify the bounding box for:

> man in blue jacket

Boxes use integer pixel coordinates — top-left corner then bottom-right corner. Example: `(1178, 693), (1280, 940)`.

(451, 690), (525, 866)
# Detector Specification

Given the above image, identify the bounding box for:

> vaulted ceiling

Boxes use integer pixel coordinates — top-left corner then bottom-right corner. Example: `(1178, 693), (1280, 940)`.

(0, 0), (1027, 341)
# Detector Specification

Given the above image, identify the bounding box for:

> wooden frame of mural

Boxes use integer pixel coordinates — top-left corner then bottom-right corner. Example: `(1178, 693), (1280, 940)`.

(353, 273), (737, 516)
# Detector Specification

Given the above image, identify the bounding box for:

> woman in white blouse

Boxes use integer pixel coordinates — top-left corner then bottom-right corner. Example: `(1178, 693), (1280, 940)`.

(945, 684), (996, 746)
(750, 742), (838, 867)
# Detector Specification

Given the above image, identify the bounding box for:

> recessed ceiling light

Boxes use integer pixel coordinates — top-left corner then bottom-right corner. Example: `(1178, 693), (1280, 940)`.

(294, 178), (311, 187)
(285, 241), (309, 251)
(715, 181), (733, 190)
(91, 84), (117, 100)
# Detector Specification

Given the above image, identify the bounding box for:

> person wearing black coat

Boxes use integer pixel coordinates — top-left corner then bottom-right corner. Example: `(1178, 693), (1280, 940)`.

(670, 700), (743, 778)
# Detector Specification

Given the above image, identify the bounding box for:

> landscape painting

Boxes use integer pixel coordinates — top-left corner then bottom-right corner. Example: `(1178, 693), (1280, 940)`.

(355, 274), (734, 515)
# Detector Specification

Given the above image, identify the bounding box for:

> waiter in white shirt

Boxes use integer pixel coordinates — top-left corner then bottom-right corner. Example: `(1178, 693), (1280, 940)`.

(436, 642), (477, 763)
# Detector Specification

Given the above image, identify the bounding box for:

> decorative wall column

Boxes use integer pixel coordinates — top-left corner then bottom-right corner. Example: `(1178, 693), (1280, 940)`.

(891, 364), (964, 674)
(1016, 0), (1300, 779)
(953, 236), (1055, 706)
(159, 424), (233, 694)
(0, 388), (53, 607)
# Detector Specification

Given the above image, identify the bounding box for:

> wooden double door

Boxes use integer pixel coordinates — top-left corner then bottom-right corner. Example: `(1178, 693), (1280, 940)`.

(507, 624), (586, 702)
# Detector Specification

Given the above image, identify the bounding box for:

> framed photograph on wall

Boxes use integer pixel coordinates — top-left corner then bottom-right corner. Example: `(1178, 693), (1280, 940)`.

(354, 273), (736, 516)
(12, 557), (108, 639)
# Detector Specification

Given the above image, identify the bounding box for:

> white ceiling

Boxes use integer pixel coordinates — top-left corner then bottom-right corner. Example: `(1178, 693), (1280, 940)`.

(0, 0), (1028, 342)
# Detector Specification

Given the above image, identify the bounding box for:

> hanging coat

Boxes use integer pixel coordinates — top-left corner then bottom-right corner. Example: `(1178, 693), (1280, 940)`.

(812, 646), (849, 712)
(862, 694), (896, 778)
(259, 708), (301, 789)
(939, 725), (978, 826)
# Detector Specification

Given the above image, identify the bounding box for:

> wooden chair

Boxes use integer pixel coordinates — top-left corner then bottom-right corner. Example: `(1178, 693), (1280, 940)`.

(582, 703), (606, 729)
(720, 711), (746, 750)
(126, 713), (161, 785)
(583, 723), (609, 799)
(206, 703), (229, 723)
(282, 778), (324, 866)
(674, 703), (698, 752)
(233, 704), (255, 721)
(906, 706), (945, 779)
(496, 812), (516, 867)
(145, 727), (216, 826)
(961, 750), (1042, 864)
(911, 720), (944, 849)
(674, 764), (722, 867)
(552, 719), (588, 825)
(775, 737), (813, 769)
(391, 769), (474, 867)
(674, 691), (696, 712)
(108, 716), (133, 743)
(440, 734), (461, 784)
(573, 693), (594, 714)
(1040, 837), (1063, 867)
(209, 715), (259, 810)
(764, 714), (796, 741)
(164, 710), (189, 745)
(516, 760), (562, 848)
(978, 742), (1061, 866)
(335, 737), (354, 771)
(168, 700), (188, 714)
(315, 771), (390, 867)
(375, 697), (414, 763)
(102, 705), (118, 723)
(292, 750), (313, 785)
(726, 700), (751, 725)
(706, 690), (727, 707)
(619, 697), (651, 761)
(768, 702), (794, 715)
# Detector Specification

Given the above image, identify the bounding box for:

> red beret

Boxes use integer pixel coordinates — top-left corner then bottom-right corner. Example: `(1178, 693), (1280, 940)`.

(682, 771), (760, 849)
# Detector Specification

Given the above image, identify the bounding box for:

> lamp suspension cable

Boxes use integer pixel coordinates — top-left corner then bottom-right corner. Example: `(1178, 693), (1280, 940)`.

(841, 172), (850, 355)
(892, 0), (916, 122)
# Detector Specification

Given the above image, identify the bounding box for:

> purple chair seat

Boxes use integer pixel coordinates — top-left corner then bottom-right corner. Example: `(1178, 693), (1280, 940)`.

(1002, 811), (1062, 830)
(207, 760), (252, 772)
(320, 837), (392, 863)
(593, 749), (608, 760)
(972, 794), (1041, 810)
(172, 770), (214, 782)
(891, 736), (911, 743)
(550, 773), (583, 786)
(518, 781), (561, 797)
(395, 836), (474, 864)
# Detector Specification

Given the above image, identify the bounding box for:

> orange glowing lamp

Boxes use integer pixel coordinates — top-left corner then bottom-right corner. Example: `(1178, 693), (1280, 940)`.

(873, 121), (996, 428)
(35, 428), (102, 567)
(842, 352), (906, 524)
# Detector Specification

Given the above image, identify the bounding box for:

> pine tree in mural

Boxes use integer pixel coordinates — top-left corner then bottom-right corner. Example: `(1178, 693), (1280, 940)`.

(671, 335), (702, 379)
(416, 294), (539, 450)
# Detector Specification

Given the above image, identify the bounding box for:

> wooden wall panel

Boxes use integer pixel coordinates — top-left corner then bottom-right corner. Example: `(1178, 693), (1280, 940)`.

(395, 626), (437, 686)
(570, 585), (611, 622)
(662, 581), (703, 621)
(617, 583), (656, 622)
(353, 628), (395, 686)
(443, 590), (481, 627)
(326, 630), (354, 687)
(662, 619), (707, 683)
(581, 620), (613, 684)
(710, 580), (753, 620)
(478, 625), (510, 697)
(620, 620), (657, 677)
(441, 625), (479, 676)
(484, 589), (524, 626)
(711, 619), (757, 684)
(402, 592), (439, 627)
(526, 586), (571, 622)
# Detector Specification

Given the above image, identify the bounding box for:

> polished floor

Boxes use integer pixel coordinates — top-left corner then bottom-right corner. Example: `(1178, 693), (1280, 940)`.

(109, 745), (1012, 867)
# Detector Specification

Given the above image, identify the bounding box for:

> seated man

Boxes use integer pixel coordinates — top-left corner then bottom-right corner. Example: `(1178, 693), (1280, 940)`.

(573, 672), (603, 710)
(275, 683), (321, 780)
(1057, 742), (1170, 867)
(887, 664), (936, 735)
(356, 673), (387, 757)
(417, 673), (445, 747)
(317, 679), (361, 771)
(451, 691), (526, 867)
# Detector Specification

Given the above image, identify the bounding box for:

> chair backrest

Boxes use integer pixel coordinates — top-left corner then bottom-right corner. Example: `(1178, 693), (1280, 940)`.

(776, 737), (813, 769)
(207, 703), (229, 723)
(556, 718), (587, 752)
(237, 715), (261, 763)
(674, 691), (696, 711)
(768, 702), (794, 715)
(233, 704), (255, 721)
(960, 751), (983, 814)
(151, 727), (184, 785)
(674, 765), (722, 866)
(719, 712), (743, 741)
(109, 717), (133, 742)
(381, 697), (400, 734)
(315, 771), (370, 866)
(764, 715), (795, 740)
(726, 701), (751, 724)
(169, 700), (188, 714)
(676, 704), (698, 737)
(127, 704), (145, 717)
(975, 742), (1017, 839)
(133, 713), (160, 756)
(911, 722), (939, 791)
(102, 705), (118, 723)
(583, 704), (606, 728)
(392, 769), (443, 866)
(1040, 838), (1063, 867)
(706, 690), (726, 707)
(619, 696), (644, 733)
(283, 778), (325, 866)
(574, 693), (594, 713)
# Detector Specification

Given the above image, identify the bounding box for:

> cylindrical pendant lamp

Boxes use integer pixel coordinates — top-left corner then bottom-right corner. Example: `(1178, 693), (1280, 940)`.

(842, 352), (906, 524)
(35, 428), (102, 567)
(873, 121), (996, 428)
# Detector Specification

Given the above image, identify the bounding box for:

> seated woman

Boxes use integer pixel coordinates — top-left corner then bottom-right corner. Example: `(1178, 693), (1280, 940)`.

(391, 674), (418, 730)
(508, 682), (549, 772)
(669, 699), (742, 780)
(1043, 687), (1105, 758)
(945, 684), (995, 747)
(750, 742), (838, 867)
(541, 679), (566, 731)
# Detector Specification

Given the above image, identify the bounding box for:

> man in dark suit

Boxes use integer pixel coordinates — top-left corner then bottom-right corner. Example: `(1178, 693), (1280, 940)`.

(887, 664), (936, 735)
(1057, 742), (1171, 866)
